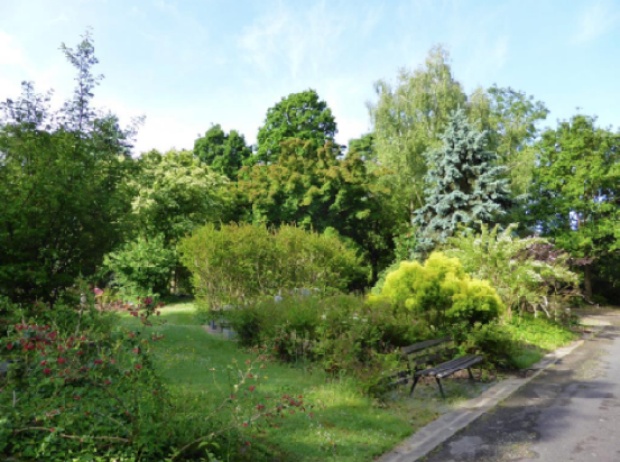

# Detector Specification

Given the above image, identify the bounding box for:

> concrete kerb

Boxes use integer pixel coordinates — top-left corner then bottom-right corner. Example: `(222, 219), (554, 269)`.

(376, 325), (606, 462)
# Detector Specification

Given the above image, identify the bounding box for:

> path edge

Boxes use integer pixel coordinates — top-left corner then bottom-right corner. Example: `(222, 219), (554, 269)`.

(376, 326), (604, 462)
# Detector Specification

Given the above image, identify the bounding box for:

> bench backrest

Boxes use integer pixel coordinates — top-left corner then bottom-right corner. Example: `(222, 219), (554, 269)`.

(401, 337), (456, 369)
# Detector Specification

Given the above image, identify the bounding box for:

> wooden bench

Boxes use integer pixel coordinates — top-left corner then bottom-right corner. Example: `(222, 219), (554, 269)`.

(390, 337), (484, 399)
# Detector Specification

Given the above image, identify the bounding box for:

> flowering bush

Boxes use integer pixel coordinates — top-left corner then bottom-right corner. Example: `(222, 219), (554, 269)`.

(0, 297), (169, 461)
(1, 296), (314, 461)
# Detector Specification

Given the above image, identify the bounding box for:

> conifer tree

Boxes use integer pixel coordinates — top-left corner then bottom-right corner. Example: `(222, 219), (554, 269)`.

(414, 108), (512, 254)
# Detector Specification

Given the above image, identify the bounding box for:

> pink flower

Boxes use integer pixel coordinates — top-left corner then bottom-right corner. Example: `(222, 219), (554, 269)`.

(135, 364), (143, 370)
(94, 287), (104, 296)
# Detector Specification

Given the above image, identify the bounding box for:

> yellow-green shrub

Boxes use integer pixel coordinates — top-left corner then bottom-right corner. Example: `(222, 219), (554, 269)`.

(372, 252), (503, 328)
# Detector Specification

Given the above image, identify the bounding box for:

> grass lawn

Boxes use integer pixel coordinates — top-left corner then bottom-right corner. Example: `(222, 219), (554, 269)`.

(117, 300), (489, 461)
(506, 315), (579, 369)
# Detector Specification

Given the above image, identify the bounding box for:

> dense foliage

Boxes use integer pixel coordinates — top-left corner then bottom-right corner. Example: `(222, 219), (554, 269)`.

(446, 224), (580, 318)
(528, 114), (620, 299)
(0, 34), (135, 306)
(413, 109), (512, 254)
(254, 89), (337, 165)
(238, 138), (406, 280)
(372, 252), (504, 329)
(194, 124), (252, 180)
(179, 223), (367, 309)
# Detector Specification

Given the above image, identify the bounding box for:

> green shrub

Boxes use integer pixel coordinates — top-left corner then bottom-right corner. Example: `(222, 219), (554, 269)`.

(225, 294), (427, 396)
(179, 223), (368, 309)
(0, 300), (169, 461)
(445, 224), (580, 319)
(456, 322), (518, 369)
(104, 234), (177, 299)
(372, 252), (504, 329)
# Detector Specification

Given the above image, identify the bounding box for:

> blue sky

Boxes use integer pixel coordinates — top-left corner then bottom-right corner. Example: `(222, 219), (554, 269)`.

(1, 0), (618, 154)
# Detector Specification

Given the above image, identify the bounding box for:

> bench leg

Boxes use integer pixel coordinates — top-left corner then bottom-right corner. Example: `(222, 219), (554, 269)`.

(409, 375), (420, 396)
(467, 367), (475, 383)
(435, 377), (446, 399)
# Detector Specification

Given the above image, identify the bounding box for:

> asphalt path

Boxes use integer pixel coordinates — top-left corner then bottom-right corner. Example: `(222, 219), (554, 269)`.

(424, 312), (620, 462)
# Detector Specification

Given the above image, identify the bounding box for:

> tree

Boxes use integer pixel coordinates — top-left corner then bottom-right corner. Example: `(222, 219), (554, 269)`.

(239, 139), (406, 281)
(0, 32), (136, 306)
(484, 86), (549, 198)
(254, 89), (337, 165)
(348, 133), (375, 161)
(194, 124), (251, 180)
(368, 46), (468, 216)
(413, 109), (512, 254)
(529, 114), (619, 299)
(126, 149), (229, 245)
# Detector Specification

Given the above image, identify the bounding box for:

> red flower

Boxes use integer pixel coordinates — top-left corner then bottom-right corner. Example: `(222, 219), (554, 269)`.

(249, 386), (256, 392)
(132, 348), (140, 354)
(242, 422), (249, 427)
(43, 368), (51, 375)
(50, 428), (55, 432)
(6, 343), (13, 350)
(58, 357), (66, 365)
(40, 360), (47, 366)
(135, 364), (143, 370)
(94, 359), (103, 365)
(144, 297), (153, 305)
(104, 380), (111, 385)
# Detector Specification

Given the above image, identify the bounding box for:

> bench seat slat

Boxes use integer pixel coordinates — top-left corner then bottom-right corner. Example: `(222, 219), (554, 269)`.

(414, 355), (482, 378)
(401, 337), (451, 355)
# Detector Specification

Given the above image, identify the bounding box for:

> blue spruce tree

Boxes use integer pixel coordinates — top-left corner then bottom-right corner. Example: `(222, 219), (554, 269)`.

(414, 108), (512, 254)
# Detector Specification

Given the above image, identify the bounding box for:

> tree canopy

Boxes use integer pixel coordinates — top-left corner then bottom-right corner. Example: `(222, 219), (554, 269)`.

(194, 124), (252, 180)
(254, 89), (337, 165)
(414, 109), (512, 254)
(528, 114), (620, 298)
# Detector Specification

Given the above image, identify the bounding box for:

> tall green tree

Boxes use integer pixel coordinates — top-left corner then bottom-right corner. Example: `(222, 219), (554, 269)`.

(0, 32), (135, 306)
(485, 86), (549, 198)
(529, 114), (619, 299)
(348, 133), (375, 161)
(239, 139), (405, 281)
(254, 89), (337, 165)
(368, 46), (468, 216)
(194, 124), (251, 180)
(414, 109), (512, 254)
(104, 149), (230, 296)
(126, 149), (229, 245)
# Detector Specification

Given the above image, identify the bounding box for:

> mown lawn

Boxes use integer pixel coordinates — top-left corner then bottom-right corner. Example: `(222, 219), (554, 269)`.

(117, 301), (487, 461)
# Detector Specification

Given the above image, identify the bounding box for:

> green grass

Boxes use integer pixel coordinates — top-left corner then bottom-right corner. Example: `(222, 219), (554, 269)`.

(117, 302), (487, 461)
(506, 314), (579, 369)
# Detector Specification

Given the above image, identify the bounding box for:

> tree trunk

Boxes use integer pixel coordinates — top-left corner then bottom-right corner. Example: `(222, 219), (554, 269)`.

(584, 264), (593, 301)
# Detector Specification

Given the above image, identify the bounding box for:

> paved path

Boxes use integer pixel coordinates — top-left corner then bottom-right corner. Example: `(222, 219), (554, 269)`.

(424, 312), (620, 462)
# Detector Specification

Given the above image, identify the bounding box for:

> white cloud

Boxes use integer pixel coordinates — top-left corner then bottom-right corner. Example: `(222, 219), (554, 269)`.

(237, 1), (345, 79)
(0, 31), (25, 66)
(574, 1), (618, 43)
